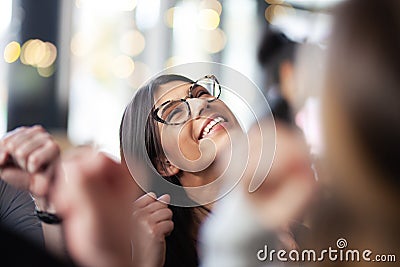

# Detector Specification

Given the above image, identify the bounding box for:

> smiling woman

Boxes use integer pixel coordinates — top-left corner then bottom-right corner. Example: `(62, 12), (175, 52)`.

(120, 73), (243, 267)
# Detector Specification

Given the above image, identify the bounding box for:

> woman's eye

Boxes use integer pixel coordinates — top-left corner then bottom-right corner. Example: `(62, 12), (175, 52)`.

(165, 107), (184, 121)
(196, 90), (210, 98)
(162, 101), (185, 122)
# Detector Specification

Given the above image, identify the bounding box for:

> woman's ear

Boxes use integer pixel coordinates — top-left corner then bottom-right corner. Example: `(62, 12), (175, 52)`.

(156, 159), (180, 177)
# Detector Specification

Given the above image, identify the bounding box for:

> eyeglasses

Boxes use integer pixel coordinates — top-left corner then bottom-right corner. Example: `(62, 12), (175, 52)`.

(152, 75), (222, 125)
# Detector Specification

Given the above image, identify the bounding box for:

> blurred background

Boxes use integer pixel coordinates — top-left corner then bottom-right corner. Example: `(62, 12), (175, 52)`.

(0, 0), (343, 157)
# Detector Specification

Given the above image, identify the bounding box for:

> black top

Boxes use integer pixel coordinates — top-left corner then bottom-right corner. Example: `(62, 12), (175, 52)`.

(0, 179), (44, 245)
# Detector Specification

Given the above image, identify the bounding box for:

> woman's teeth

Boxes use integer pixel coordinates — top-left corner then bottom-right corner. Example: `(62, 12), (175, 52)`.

(201, 117), (224, 139)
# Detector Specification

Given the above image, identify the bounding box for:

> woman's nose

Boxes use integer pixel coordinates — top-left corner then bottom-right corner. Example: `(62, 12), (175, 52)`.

(186, 98), (208, 118)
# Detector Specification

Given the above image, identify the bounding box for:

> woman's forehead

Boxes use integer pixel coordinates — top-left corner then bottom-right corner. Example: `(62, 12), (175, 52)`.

(154, 81), (191, 106)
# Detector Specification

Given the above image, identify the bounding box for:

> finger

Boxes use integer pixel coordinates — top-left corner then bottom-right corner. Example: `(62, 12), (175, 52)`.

(14, 133), (51, 170)
(133, 192), (157, 209)
(149, 208), (173, 223)
(3, 126), (43, 150)
(155, 220), (174, 237)
(157, 194), (170, 205)
(0, 126), (27, 144)
(27, 139), (60, 173)
(0, 167), (31, 190)
(142, 200), (169, 214)
(4, 126), (45, 170)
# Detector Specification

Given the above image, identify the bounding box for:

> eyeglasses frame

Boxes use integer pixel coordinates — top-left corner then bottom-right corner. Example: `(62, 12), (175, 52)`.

(152, 75), (222, 125)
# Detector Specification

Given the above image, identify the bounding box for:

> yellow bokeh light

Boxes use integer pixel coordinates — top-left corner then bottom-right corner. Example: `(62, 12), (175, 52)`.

(112, 55), (135, 78)
(119, 30), (145, 57)
(20, 39), (57, 67)
(200, 0), (222, 16)
(4, 41), (21, 63)
(37, 42), (57, 68)
(20, 40), (31, 64)
(265, 5), (274, 23)
(265, 4), (294, 24)
(22, 39), (45, 66)
(92, 54), (113, 79)
(201, 28), (226, 54)
(198, 9), (220, 30)
(274, 5), (288, 18)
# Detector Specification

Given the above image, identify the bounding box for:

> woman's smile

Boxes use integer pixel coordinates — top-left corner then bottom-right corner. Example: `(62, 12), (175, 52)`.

(198, 115), (228, 140)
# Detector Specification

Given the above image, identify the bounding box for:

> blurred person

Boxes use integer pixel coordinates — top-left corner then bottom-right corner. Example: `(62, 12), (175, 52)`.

(120, 74), (242, 267)
(0, 126), (75, 266)
(0, 129), (46, 245)
(0, 126), (59, 249)
(0, 148), (134, 267)
(309, 0), (400, 266)
(0, 126), (139, 267)
(258, 29), (324, 156)
(200, 119), (316, 267)
(0, 126), (66, 254)
(258, 29), (298, 124)
(198, 28), (318, 267)
(0, 126), (139, 266)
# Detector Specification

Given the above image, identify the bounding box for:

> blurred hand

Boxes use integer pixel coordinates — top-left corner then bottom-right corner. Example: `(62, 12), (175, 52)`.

(131, 193), (174, 267)
(0, 125), (60, 198)
(246, 121), (317, 229)
(51, 148), (139, 267)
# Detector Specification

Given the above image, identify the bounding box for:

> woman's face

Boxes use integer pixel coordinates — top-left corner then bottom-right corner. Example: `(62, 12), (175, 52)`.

(153, 80), (240, 187)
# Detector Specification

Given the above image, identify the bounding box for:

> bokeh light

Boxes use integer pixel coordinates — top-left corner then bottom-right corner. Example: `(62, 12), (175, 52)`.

(20, 39), (57, 68)
(265, 4), (295, 24)
(197, 9), (220, 30)
(112, 55), (135, 78)
(119, 30), (146, 56)
(3, 41), (21, 63)
(201, 28), (226, 54)
(199, 0), (222, 16)
(37, 42), (57, 68)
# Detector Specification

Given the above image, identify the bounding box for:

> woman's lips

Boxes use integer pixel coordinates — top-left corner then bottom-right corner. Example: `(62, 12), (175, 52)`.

(198, 116), (227, 140)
